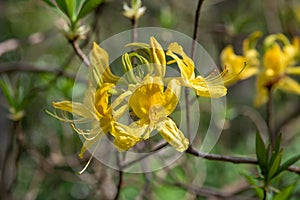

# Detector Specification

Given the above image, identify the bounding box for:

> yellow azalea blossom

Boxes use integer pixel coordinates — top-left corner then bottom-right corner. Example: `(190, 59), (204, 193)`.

(255, 38), (300, 107)
(220, 32), (261, 85)
(166, 42), (227, 98)
(51, 82), (141, 159)
(129, 75), (189, 152)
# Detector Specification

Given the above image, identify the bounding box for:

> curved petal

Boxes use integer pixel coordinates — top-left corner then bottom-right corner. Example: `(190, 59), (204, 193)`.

(157, 117), (189, 152)
(275, 76), (300, 95)
(254, 74), (269, 107)
(163, 79), (181, 115)
(263, 44), (286, 76)
(52, 101), (94, 119)
(129, 76), (164, 120)
(190, 76), (227, 98)
(150, 37), (166, 77)
(90, 42), (119, 84)
(167, 42), (195, 80)
(111, 122), (142, 151)
(94, 83), (114, 117)
(286, 67), (300, 75)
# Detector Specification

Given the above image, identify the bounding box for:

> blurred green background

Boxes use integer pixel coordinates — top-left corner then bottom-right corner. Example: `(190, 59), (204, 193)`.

(0, 0), (300, 199)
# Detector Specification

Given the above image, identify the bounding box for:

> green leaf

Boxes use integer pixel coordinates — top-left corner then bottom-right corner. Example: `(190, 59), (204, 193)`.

(256, 132), (267, 172)
(0, 75), (15, 107)
(42, 0), (57, 8)
(273, 183), (296, 200)
(55, 0), (69, 17)
(241, 172), (264, 199)
(268, 150), (282, 180)
(274, 154), (300, 177)
(77, 0), (103, 20)
(269, 134), (283, 167)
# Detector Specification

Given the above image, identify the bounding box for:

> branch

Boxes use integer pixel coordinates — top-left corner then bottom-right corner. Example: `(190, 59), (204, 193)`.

(121, 142), (168, 169)
(114, 154), (123, 200)
(69, 40), (90, 67)
(191, 0), (205, 60)
(156, 175), (254, 199)
(186, 146), (300, 174)
(267, 87), (276, 148)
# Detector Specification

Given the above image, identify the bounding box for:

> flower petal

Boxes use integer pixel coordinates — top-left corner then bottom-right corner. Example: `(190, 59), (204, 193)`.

(275, 76), (300, 95)
(254, 74), (269, 107)
(52, 101), (94, 119)
(90, 42), (119, 84)
(167, 42), (195, 80)
(129, 76), (164, 120)
(111, 122), (142, 151)
(163, 79), (181, 115)
(190, 76), (227, 98)
(150, 37), (166, 77)
(157, 117), (189, 152)
(286, 67), (300, 75)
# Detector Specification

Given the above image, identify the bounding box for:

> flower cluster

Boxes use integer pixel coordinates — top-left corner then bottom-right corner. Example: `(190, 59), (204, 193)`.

(221, 32), (300, 106)
(50, 37), (228, 159)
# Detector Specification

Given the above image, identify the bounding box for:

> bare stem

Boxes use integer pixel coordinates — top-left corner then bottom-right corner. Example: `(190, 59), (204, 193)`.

(121, 142), (168, 169)
(131, 18), (138, 43)
(191, 0), (205, 60)
(186, 146), (300, 174)
(114, 154), (123, 200)
(186, 0), (205, 140)
(69, 40), (90, 67)
(267, 87), (275, 149)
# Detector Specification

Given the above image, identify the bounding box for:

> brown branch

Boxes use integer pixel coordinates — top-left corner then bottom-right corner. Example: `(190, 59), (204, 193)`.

(191, 0), (205, 60)
(187, 146), (257, 164)
(267, 87), (276, 149)
(156, 175), (254, 199)
(121, 142), (168, 169)
(69, 40), (90, 67)
(185, 0), (205, 140)
(114, 154), (123, 200)
(186, 146), (300, 175)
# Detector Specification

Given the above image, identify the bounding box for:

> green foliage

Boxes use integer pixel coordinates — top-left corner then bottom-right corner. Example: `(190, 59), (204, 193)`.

(254, 133), (300, 199)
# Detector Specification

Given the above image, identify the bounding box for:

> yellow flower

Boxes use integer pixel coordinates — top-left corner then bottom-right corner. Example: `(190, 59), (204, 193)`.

(51, 83), (113, 158)
(220, 32), (261, 85)
(255, 38), (300, 107)
(129, 75), (189, 152)
(51, 83), (141, 158)
(167, 42), (227, 98)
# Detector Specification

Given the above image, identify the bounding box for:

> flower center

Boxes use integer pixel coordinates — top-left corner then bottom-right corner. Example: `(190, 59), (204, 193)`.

(148, 104), (166, 124)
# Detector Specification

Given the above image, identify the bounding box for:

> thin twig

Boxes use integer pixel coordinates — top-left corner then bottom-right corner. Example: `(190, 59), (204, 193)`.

(121, 142), (168, 169)
(191, 0), (205, 60)
(114, 154), (123, 200)
(69, 40), (90, 67)
(186, 146), (300, 174)
(131, 18), (138, 43)
(187, 146), (257, 164)
(185, 0), (205, 140)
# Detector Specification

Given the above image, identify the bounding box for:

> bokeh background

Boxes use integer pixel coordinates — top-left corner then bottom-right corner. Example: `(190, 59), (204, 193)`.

(0, 0), (300, 199)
